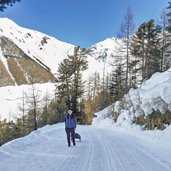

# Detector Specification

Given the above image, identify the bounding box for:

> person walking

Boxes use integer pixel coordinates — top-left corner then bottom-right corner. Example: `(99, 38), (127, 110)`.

(64, 109), (77, 147)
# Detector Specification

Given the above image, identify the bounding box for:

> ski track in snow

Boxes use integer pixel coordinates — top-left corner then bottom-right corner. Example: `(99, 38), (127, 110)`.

(0, 125), (170, 171)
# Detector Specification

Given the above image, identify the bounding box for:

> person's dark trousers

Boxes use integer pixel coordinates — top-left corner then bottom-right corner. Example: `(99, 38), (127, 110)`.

(65, 128), (76, 146)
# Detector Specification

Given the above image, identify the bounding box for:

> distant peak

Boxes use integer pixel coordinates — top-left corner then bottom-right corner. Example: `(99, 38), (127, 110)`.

(0, 17), (17, 26)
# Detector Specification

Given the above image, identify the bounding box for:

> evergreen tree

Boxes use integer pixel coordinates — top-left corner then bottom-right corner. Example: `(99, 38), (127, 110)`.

(67, 46), (88, 114)
(130, 23), (146, 83)
(145, 20), (162, 78)
(0, 119), (22, 146)
(110, 62), (126, 101)
(56, 58), (73, 109)
(55, 57), (75, 123)
(167, 2), (171, 32)
(0, 0), (20, 11)
(56, 46), (88, 123)
(130, 20), (162, 82)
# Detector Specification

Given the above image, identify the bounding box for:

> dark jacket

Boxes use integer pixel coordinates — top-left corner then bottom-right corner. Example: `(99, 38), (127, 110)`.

(65, 114), (77, 128)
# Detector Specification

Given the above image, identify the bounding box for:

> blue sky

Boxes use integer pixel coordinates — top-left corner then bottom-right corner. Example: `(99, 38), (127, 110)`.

(0, 0), (168, 47)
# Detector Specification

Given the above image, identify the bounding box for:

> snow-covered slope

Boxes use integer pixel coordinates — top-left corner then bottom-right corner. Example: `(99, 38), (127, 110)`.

(0, 18), (75, 74)
(0, 83), (56, 120)
(0, 18), (124, 85)
(93, 68), (171, 128)
(89, 37), (123, 60)
(84, 37), (124, 78)
(0, 123), (171, 171)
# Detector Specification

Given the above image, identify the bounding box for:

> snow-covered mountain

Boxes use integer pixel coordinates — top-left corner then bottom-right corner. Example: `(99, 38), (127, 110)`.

(84, 37), (124, 79)
(0, 18), (126, 86)
(89, 37), (123, 60)
(0, 18), (75, 86)
(0, 18), (75, 73)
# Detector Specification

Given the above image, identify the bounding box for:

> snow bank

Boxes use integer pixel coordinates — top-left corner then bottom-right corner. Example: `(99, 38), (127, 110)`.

(93, 68), (171, 133)
(140, 69), (171, 115)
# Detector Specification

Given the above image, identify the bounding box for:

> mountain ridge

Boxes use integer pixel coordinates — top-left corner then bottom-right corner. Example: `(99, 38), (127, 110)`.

(0, 18), (76, 86)
(0, 17), (124, 87)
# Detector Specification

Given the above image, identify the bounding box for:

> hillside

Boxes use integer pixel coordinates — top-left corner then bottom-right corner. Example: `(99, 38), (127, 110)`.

(84, 37), (124, 80)
(0, 18), (75, 86)
(0, 83), (56, 120)
(0, 18), (127, 86)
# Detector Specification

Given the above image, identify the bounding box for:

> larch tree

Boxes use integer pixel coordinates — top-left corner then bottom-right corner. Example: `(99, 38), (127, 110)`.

(118, 7), (135, 89)
(163, 2), (171, 69)
(159, 9), (168, 71)
(17, 89), (27, 136)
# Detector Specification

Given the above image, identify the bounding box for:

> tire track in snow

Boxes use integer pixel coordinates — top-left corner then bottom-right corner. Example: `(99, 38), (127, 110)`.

(126, 140), (171, 171)
(100, 129), (170, 171)
(96, 128), (128, 171)
(108, 136), (148, 171)
(80, 127), (95, 171)
(93, 128), (118, 171)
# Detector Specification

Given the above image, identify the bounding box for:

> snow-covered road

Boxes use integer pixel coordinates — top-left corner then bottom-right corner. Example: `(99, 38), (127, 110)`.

(0, 124), (170, 171)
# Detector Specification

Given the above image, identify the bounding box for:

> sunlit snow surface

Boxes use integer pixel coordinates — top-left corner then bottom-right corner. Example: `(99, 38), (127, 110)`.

(0, 123), (171, 171)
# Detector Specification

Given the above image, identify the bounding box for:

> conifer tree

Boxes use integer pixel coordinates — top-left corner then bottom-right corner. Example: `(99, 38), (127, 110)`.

(130, 22), (147, 83)
(56, 46), (88, 122)
(130, 20), (162, 82)
(110, 62), (126, 101)
(56, 58), (73, 109)
(67, 46), (88, 114)
(167, 2), (171, 32)
(0, 0), (20, 11)
(145, 20), (161, 78)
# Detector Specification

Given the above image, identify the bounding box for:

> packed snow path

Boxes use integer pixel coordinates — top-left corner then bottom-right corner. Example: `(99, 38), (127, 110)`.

(0, 124), (170, 171)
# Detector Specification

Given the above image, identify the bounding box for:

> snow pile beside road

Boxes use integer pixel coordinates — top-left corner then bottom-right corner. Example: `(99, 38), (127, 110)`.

(93, 68), (171, 128)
